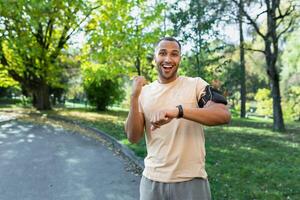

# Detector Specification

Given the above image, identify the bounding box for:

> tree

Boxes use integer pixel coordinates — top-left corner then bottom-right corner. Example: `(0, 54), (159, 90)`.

(281, 27), (300, 92)
(128, 0), (166, 79)
(231, 0), (298, 131)
(212, 0), (250, 118)
(238, 0), (247, 118)
(0, 0), (95, 110)
(85, 0), (165, 78)
(82, 0), (165, 109)
(169, 0), (227, 77)
(280, 27), (300, 121)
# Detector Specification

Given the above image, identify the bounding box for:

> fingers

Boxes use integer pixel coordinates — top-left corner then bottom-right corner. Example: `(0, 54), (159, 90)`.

(131, 76), (147, 98)
(204, 100), (214, 108)
(133, 76), (147, 86)
(150, 110), (173, 132)
(151, 111), (166, 125)
(151, 124), (160, 131)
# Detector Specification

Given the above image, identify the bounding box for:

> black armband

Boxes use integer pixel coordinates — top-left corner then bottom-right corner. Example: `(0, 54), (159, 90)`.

(198, 85), (228, 108)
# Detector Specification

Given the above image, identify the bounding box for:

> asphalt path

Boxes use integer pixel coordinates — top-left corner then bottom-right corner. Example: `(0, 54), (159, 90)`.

(0, 120), (140, 200)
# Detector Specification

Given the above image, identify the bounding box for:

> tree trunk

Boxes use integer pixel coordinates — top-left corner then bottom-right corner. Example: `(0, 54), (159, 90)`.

(135, 56), (141, 76)
(270, 75), (285, 131)
(239, 0), (246, 118)
(195, 53), (201, 77)
(231, 0), (290, 131)
(32, 83), (51, 110)
(265, 41), (285, 132)
(265, 0), (285, 132)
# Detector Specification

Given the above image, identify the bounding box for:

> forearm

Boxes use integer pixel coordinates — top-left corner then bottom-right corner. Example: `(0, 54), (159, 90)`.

(125, 96), (144, 143)
(182, 104), (231, 126)
(150, 102), (231, 130)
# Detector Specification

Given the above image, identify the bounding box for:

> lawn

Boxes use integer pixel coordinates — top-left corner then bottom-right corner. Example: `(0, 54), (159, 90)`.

(0, 107), (299, 199)
(205, 123), (299, 199)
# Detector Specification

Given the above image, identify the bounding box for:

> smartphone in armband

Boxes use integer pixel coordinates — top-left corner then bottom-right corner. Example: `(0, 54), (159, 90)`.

(198, 85), (228, 108)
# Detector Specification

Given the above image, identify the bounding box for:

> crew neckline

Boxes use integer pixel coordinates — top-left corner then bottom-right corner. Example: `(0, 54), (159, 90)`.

(156, 76), (181, 87)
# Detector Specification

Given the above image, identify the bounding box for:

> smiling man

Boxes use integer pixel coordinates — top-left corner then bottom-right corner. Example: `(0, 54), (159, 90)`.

(125, 37), (231, 200)
(155, 38), (180, 84)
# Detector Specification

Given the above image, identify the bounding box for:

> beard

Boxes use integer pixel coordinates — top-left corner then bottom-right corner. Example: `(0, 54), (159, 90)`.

(157, 64), (178, 82)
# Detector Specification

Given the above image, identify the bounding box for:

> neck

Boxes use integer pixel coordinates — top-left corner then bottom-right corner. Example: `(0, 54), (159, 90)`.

(158, 75), (178, 84)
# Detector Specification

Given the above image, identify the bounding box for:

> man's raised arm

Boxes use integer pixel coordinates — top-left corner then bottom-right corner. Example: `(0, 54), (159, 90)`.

(125, 76), (146, 143)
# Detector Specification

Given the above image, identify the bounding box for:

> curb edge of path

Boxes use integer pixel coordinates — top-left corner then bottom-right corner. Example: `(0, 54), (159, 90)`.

(46, 115), (145, 171)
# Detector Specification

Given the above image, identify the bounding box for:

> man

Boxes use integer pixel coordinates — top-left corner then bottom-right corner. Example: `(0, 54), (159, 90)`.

(125, 37), (231, 200)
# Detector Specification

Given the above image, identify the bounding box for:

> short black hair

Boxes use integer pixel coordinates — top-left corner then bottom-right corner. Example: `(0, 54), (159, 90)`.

(156, 37), (181, 51)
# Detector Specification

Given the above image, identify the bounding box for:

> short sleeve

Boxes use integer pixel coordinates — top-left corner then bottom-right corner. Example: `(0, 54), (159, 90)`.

(138, 91), (144, 113)
(196, 77), (209, 101)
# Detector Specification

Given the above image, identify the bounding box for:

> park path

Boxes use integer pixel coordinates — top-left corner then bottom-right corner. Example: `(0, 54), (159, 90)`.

(0, 119), (140, 200)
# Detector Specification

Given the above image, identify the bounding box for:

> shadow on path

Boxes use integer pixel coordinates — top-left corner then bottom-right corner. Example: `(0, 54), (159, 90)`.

(0, 120), (140, 200)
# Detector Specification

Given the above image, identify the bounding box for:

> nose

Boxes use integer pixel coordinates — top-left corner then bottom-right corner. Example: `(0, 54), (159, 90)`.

(164, 54), (171, 62)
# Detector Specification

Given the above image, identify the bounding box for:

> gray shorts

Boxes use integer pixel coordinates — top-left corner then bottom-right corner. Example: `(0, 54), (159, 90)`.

(140, 176), (212, 200)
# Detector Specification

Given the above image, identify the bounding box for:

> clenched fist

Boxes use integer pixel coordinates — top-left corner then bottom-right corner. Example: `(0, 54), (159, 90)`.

(131, 76), (147, 98)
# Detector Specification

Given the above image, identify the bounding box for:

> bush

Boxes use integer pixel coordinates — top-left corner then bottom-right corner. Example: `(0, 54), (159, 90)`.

(254, 88), (272, 117)
(82, 63), (125, 111)
(84, 78), (124, 110)
(283, 86), (300, 121)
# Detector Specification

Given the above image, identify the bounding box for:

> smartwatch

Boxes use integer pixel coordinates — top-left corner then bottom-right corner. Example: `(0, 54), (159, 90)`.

(176, 105), (183, 118)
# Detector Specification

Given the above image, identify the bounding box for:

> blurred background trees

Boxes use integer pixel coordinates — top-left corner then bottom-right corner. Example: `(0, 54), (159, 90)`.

(0, 0), (95, 110)
(1, 0), (299, 131)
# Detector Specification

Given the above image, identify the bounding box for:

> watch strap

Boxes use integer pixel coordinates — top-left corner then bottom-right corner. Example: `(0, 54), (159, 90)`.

(176, 105), (183, 118)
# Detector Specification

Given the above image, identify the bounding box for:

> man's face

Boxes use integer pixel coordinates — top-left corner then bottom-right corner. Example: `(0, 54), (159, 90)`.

(154, 40), (181, 83)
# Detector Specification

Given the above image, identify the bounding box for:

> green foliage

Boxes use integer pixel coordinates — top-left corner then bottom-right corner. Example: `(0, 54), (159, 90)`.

(169, 0), (227, 78)
(219, 46), (269, 108)
(235, 0), (297, 131)
(255, 88), (272, 117)
(281, 28), (300, 92)
(0, 0), (93, 109)
(283, 86), (300, 121)
(85, 0), (166, 80)
(82, 62), (125, 111)
(245, 46), (269, 97)
(0, 67), (21, 98)
(0, 68), (19, 88)
(219, 60), (240, 99)
(81, 0), (167, 111)
(66, 85), (85, 101)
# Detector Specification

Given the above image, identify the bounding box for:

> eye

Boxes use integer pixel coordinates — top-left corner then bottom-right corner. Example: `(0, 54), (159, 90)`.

(171, 52), (179, 57)
(159, 51), (166, 56)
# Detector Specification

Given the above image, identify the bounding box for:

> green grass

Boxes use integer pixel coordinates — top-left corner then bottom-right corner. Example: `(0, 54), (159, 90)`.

(1, 106), (299, 199)
(205, 123), (299, 199)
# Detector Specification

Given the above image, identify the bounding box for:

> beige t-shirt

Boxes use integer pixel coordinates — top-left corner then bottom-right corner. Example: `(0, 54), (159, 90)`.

(139, 76), (209, 183)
